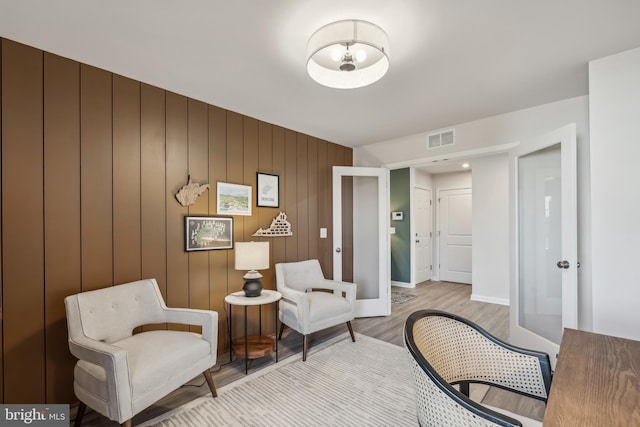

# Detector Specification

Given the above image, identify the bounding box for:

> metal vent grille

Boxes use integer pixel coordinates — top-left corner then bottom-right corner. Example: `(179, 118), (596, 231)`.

(427, 129), (455, 149)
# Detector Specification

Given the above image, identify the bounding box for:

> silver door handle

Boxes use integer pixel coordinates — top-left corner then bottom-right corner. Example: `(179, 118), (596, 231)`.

(556, 260), (570, 269)
(335, 247), (341, 253)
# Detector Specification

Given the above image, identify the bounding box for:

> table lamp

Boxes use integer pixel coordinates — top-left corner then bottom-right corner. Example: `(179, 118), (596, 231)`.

(234, 241), (270, 297)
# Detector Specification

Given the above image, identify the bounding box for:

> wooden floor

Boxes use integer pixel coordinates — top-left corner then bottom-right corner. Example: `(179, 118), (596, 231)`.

(76, 281), (545, 426)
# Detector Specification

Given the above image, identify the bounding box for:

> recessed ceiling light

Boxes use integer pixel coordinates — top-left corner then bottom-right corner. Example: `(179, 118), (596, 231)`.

(462, 163), (470, 168)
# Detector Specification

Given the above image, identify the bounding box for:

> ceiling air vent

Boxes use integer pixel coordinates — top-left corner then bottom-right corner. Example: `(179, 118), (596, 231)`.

(427, 129), (455, 149)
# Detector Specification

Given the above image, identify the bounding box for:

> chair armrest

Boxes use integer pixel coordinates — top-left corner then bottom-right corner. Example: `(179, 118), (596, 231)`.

(279, 286), (310, 322)
(68, 335), (132, 418)
(163, 308), (218, 361)
(320, 279), (356, 303)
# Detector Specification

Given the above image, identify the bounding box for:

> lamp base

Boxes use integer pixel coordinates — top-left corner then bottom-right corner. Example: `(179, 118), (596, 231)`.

(243, 277), (263, 297)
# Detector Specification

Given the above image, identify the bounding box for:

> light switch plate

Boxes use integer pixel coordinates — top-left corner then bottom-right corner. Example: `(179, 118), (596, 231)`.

(320, 228), (327, 238)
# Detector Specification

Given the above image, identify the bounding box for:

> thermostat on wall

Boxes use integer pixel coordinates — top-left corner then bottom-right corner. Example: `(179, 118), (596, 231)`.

(391, 211), (403, 221)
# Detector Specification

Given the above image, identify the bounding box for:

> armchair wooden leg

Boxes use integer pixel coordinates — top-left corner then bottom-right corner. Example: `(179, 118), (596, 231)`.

(203, 370), (218, 397)
(303, 335), (309, 361)
(278, 322), (286, 340)
(74, 402), (86, 427)
(347, 321), (356, 342)
(122, 420), (132, 427)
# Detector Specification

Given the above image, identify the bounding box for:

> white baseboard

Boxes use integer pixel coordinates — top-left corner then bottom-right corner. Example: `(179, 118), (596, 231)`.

(470, 294), (509, 306)
(391, 281), (414, 289)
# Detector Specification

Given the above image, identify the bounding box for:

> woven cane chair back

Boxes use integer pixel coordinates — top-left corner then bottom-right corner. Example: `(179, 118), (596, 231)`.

(404, 310), (553, 427)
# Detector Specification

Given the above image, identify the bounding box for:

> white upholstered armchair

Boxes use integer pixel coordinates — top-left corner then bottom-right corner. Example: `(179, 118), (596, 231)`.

(275, 259), (356, 361)
(64, 278), (218, 427)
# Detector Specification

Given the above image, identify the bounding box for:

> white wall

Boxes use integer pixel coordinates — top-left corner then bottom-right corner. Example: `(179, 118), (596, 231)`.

(589, 47), (640, 340)
(471, 154), (509, 305)
(355, 96), (592, 328)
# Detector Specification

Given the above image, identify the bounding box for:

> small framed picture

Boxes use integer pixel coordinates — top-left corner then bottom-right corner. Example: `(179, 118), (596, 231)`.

(257, 172), (279, 208)
(217, 182), (252, 216)
(185, 216), (233, 251)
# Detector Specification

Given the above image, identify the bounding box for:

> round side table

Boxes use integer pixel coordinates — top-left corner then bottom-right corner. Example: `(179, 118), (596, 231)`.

(224, 289), (281, 374)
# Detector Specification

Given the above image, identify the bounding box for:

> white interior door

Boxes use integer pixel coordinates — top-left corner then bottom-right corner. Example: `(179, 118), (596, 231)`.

(438, 188), (472, 284)
(509, 123), (577, 368)
(415, 187), (432, 283)
(333, 166), (390, 317)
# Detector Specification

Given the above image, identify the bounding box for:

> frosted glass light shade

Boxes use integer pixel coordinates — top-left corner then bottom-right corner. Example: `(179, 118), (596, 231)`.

(307, 19), (390, 89)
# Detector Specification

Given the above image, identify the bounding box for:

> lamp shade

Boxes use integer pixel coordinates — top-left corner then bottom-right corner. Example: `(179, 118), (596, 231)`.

(306, 19), (390, 89)
(235, 241), (269, 271)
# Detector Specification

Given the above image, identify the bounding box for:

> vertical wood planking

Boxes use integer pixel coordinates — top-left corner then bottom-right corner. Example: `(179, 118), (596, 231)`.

(187, 99), (209, 319)
(225, 112), (244, 338)
(141, 84), (167, 299)
(284, 130), (298, 261)
(1, 39), (45, 403)
(257, 121), (274, 291)
(0, 37), (354, 400)
(226, 112), (244, 295)
(317, 139), (330, 274)
(243, 117), (259, 242)
(80, 64), (113, 291)
(326, 142), (337, 278)
(165, 92), (189, 330)
(257, 121), (275, 335)
(307, 137), (319, 262)
(208, 106), (229, 349)
(43, 52), (81, 403)
(113, 75), (141, 285)
(242, 117), (260, 336)
(296, 134), (309, 261)
(271, 126), (286, 266)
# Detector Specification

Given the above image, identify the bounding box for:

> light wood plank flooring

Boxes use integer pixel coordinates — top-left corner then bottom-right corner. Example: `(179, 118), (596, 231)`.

(76, 280), (545, 426)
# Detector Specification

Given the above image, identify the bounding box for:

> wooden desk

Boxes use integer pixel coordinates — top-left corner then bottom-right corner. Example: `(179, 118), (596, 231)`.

(543, 328), (640, 426)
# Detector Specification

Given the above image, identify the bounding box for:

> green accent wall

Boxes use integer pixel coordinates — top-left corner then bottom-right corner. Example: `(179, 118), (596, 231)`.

(390, 168), (411, 282)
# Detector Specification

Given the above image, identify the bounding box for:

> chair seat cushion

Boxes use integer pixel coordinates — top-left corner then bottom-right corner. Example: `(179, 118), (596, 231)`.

(75, 330), (210, 404)
(308, 291), (351, 323)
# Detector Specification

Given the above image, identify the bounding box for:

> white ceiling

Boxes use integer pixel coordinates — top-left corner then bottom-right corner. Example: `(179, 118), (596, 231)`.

(2, 1), (640, 148)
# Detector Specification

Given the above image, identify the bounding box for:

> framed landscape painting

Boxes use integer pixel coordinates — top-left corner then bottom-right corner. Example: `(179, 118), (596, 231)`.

(185, 216), (233, 251)
(216, 182), (252, 216)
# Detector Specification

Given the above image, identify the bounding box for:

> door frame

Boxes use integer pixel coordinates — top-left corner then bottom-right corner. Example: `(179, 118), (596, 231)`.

(332, 166), (391, 317)
(413, 185), (433, 284)
(509, 123), (578, 366)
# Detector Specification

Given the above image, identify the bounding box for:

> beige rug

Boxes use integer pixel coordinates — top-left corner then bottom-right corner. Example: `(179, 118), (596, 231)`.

(140, 333), (418, 426)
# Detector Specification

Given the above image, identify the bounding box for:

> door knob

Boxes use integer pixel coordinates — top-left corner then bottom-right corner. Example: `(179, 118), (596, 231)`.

(556, 260), (570, 269)
(335, 247), (341, 253)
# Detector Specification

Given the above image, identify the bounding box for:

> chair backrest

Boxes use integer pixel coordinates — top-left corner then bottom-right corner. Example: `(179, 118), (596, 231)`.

(275, 259), (326, 292)
(65, 279), (167, 344)
(404, 310), (552, 427)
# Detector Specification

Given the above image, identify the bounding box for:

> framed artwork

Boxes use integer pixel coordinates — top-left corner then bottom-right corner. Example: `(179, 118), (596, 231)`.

(257, 172), (279, 208)
(185, 216), (233, 251)
(216, 182), (252, 216)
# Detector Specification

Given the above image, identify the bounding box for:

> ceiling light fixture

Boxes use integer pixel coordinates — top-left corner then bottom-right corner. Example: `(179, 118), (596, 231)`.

(306, 19), (390, 89)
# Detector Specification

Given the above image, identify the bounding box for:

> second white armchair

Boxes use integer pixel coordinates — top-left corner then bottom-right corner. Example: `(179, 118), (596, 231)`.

(275, 259), (357, 361)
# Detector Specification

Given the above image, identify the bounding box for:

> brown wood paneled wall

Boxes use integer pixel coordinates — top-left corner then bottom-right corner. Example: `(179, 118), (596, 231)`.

(0, 38), (353, 404)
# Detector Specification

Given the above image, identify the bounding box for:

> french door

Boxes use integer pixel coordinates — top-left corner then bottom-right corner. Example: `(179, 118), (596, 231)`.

(509, 123), (577, 368)
(333, 166), (390, 317)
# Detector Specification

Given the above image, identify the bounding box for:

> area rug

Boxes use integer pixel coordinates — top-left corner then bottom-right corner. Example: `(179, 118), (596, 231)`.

(140, 333), (418, 427)
(391, 291), (417, 304)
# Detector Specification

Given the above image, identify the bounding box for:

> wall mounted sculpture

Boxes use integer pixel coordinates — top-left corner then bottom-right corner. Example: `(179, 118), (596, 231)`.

(176, 176), (210, 207)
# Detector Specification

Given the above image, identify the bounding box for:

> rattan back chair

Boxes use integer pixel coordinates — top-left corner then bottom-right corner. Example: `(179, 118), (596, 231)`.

(404, 309), (553, 427)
